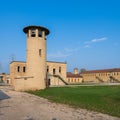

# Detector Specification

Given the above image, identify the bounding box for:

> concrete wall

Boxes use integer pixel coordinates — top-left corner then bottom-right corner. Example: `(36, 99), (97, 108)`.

(14, 77), (46, 91)
(49, 76), (65, 86)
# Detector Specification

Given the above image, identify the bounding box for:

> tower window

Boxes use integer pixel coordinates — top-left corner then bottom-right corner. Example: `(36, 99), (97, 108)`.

(39, 49), (42, 56)
(59, 67), (61, 73)
(38, 30), (42, 37)
(23, 66), (26, 72)
(53, 68), (56, 75)
(17, 66), (20, 72)
(47, 66), (49, 73)
(31, 29), (36, 37)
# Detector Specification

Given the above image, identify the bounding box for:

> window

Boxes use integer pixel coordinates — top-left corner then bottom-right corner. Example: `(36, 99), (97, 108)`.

(39, 49), (42, 56)
(38, 30), (42, 37)
(17, 66), (20, 72)
(7, 80), (9, 84)
(53, 68), (56, 75)
(31, 29), (36, 37)
(59, 67), (61, 73)
(47, 66), (49, 73)
(23, 66), (26, 72)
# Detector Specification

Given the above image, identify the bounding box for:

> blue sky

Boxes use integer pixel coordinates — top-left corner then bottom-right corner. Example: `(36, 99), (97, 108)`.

(0, 0), (120, 73)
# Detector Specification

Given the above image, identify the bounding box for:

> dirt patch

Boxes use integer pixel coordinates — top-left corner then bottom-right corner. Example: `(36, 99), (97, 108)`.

(0, 86), (119, 120)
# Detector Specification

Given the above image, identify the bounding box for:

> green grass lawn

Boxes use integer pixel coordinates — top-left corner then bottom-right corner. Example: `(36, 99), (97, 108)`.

(27, 85), (120, 117)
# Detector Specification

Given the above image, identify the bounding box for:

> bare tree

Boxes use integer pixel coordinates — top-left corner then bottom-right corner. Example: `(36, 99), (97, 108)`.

(10, 54), (15, 62)
(80, 68), (86, 73)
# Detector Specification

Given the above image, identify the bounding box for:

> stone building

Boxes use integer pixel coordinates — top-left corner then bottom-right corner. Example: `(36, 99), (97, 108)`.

(10, 61), (67, 88)
(80, 68), (120, 83)
(9, 25), (120, 91)
(66, 68), (83, 83)
(46, 61), (67, 86)
(10, 25), (68, 91)
(0, 73), (10, 84)
(10, 61), (26, 86)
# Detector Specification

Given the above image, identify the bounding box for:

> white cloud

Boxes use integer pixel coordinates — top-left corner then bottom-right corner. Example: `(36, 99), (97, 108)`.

(84, 37), (107, 44)
(84, 37), (107, 48)
(91, 37), (107, 43)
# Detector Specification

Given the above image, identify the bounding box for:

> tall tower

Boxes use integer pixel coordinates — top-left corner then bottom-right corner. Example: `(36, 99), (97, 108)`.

(23, 26), (49, 90)
(74, 68), (79, 74)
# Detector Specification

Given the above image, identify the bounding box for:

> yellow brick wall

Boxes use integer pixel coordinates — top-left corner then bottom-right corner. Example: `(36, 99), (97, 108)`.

(81, 72), (120, 83)
(46, 61), (67, 86)
(66, 77), (83, 83)
(10, 62), (26, 86)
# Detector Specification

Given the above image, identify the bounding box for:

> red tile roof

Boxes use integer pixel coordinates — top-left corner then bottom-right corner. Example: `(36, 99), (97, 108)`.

(80, 68), (120, 74)
(67, 72), (82, 78)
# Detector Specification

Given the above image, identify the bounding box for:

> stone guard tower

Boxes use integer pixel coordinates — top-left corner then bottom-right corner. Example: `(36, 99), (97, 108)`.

(23, 26), (49, 90)
(13, 26), (49, 91)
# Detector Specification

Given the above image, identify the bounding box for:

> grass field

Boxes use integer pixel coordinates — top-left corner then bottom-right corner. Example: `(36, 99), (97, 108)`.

(27, 85), (120, 117)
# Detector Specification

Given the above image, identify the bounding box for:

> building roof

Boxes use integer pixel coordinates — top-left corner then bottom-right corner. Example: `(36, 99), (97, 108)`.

(47, 61), (67, 64)
(67, 72), (82, 78)
(23, 25), (50, 35)
(10, 61), (26, 64)
(80, 68), (120, 74)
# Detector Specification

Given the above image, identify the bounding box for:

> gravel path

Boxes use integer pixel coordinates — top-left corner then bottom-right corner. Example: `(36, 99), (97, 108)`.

(0, 86), (120, 120)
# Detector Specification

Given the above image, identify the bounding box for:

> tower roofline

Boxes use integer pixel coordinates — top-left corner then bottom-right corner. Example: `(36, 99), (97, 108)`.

(23, 25), (50, 35)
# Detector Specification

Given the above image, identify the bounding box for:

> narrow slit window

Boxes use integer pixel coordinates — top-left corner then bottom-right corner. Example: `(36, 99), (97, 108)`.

(23, 66), (26, 72)
(59, 67), (61, 73)
(53, 68), (56, 75)
(17, 66), (20, 72)
(39, 49), (42, 56)
(47, 66), (49, 73)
